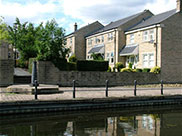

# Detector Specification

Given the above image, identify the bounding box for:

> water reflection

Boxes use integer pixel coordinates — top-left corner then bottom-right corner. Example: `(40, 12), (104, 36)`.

(0, 107), (182, 136)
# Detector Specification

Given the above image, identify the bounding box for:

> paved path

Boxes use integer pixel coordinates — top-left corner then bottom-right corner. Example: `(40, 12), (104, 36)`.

(14, 68), (31, 76)
(0, 86), (181, 102)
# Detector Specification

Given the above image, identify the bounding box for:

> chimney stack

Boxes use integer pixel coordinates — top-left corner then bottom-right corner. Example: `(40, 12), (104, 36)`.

(177, 0), (182, 12)
(74, 23), (77, 31)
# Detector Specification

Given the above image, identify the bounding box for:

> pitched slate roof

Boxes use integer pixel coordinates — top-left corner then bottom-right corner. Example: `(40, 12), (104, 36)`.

(65, 21), (103, 37)
(90, 10), (152, 36)
(128, 9), (176, 31)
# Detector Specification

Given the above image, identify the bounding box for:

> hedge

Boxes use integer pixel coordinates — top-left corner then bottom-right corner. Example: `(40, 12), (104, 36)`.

(142, 68), (151, 72)
(67, 62), (77, 71)
(77, 60), (109, 71)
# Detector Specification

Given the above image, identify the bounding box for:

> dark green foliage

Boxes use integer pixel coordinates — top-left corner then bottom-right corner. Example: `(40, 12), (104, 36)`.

(136, 68), (142, 72)
(28, 58), (37, 73)
(107, 66), (112, 72)
(16, 58), (28, 68)
(142, 68), (151, 72)
(77, 60), (109, 71)
(52, 58), (68, 71)
(69, 54), (77, 62)
(128, 62), (133, 69)
(115, 62), (124, 72)
(67, 62), (77, 71)
(91, 53), (104, 61)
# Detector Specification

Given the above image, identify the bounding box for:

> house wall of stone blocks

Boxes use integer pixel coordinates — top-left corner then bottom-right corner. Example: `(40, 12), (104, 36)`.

(161, 13), (182, 82)
(0, 42), (14, 87)
(0, 60), (14, 87)
(125, 27), (162, 68)
(37, 61), (161, 86)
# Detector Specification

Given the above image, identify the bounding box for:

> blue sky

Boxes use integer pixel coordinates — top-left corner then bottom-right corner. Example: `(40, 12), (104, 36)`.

(0, 0), (176, 34)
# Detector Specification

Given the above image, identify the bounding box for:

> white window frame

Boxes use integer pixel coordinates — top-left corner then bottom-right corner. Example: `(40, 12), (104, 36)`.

(70, 37), (72, 44)
(143, 30), (148, 41)
(149, 29), (154, 41)
(101, 35), (104, 42)
(106, 52), (114, 64)
(142, 53), (155, 68)
(130, 34), (134, 44)
(108, 33), (113, 41)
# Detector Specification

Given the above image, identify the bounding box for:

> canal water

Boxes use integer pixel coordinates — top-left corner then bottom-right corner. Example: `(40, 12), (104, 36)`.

(0, 106), (182, 136)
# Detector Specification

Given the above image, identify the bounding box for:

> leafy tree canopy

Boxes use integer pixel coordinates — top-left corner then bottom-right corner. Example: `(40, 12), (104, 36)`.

(0, 16), (9, 42)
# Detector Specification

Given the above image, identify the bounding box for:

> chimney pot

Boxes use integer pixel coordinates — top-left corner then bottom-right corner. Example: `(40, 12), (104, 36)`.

(74, 23), (77, 31)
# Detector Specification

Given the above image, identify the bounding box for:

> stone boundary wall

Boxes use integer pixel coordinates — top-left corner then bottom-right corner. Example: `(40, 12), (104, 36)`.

(37, 61), (161, 86)
(0, 60), (14, 87)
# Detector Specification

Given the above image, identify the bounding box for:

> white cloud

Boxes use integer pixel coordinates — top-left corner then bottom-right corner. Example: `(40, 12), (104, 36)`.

(145, 0), (176, 14)
(62, 0), (177, 25)
(0, 0), (57, 18)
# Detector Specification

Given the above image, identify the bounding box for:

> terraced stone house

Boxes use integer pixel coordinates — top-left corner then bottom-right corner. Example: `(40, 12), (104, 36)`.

(85, 10), (153, 68)
(122, 0), (182, 82)
(65, 21), (103, 60)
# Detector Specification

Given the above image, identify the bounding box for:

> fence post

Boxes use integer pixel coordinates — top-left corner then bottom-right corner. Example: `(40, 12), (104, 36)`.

(106, 80), (109, 97)
(73, 80), (76, 98)
(134, 80), (137, 96)
(161, 80), (163, 95)
(34, 80), (38, 100)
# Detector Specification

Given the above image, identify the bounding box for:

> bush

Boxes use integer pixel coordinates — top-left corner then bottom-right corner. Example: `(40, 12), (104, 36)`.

(28, 58), (37, 73)
(107, 66), (112, 72)
(150, 66), (160, 74)
(67, 62), (77, 71)
(142, 68), (151, 72)
(77, 60), (109, 71)
(52, 58), (68, 71)
(115, 62), (124, 72)
(128, 62), (133, 69)
(120, 68), (133, 72)
(135, 68), (142, 72)
(69, 54), (77, 63)
(16, 59), (28, 68)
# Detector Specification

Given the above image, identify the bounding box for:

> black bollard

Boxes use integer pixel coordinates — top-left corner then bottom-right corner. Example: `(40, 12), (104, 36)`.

(31, 61), (38, 86)
(34, 80), (38, 100)
(73, 80), (76, 98)
(161, 80), (163, 95)
(134, 80), (137, 96)
(106, 80), (109, 97)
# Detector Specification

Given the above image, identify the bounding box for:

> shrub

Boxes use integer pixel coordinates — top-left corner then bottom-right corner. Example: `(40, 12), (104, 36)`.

(28, 58), (37, 73)
(135, 68), (142, 72)
(142, 68), (151, 72)
(67, 62), (77, 71)
(16, 59), (28, 68)
(107, 66), (112, 72)
(69, 54), (77, 63)
(150, 66), (160, 74)
(115, 62), (124, 72)
(128, 62), (133, 69)
(120, 68), (133, 72)
(77, 60), (109, 71)
(52, 58), (68, 71)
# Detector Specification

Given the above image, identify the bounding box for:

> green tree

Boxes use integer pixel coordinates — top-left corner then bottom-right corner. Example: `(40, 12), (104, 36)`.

(0, 16), (9, 42)
(36, 19), (69, 62)
(8, 18), (38, 61)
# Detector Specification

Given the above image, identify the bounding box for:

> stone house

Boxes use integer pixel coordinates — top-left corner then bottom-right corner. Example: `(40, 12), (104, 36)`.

(65, 21), (103, 60)
(121, 0), (182, 82)
(85, 10), (153, 68)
